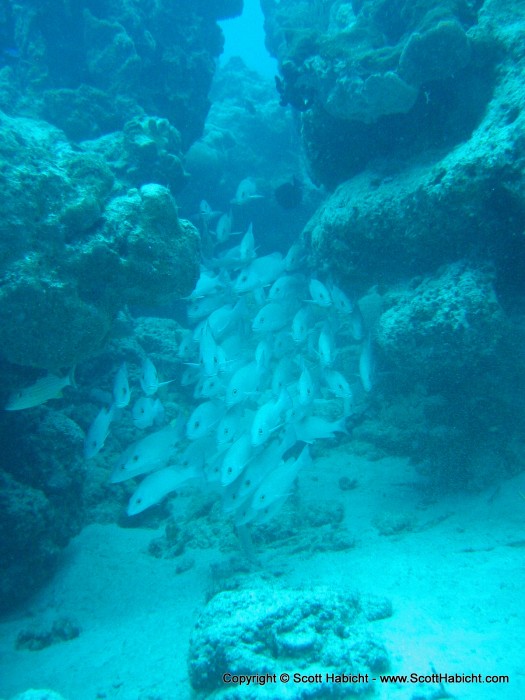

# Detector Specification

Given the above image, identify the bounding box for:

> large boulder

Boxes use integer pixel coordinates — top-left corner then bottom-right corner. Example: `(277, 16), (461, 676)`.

(0, 410), (85, 612)
(0, 112), (199, 376)
(188, 586), (391, 698)
(261, 0), (497, 187)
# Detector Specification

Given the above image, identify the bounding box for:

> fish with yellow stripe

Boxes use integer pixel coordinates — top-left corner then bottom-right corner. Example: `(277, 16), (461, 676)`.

(5, 368), (76, 411)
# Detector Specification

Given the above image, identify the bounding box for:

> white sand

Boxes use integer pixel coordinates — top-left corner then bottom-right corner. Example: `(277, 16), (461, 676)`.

(1, 448), (524, 700)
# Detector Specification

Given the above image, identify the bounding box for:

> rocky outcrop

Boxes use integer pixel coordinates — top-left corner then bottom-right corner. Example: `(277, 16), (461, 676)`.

(262, 0), (498, 187)
(302, 1), (525, 302)
(0, 111), (199, 375)
(291, 1), (525, 487)
(0, 0), (242, 148)
(0, 409), (85, 612)
(375, 263), (504, 380)
(188, 586), (391, 697)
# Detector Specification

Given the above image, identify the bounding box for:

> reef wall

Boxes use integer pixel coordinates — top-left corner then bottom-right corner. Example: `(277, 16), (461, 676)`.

(0, 0), (241, 612)
(261, 0), (497, 187)
(288, 0), (525, 489)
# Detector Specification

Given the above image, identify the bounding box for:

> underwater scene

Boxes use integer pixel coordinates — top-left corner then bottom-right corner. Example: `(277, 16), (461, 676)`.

(0, 0), (524, 698)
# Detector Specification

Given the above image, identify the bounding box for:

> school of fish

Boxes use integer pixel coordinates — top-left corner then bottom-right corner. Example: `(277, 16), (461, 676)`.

(6, 178), (375, 527)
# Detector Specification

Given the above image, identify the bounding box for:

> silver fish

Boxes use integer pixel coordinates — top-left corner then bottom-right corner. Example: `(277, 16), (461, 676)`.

(231, 178), (264, 205)
(84, 404), (115, 459)
(225, 362), (261, 407)
(199, 323), (223, 377)
(291, 307), (311, 344)
(222, 438), (286, 515)
(250, 446), (311, 513)
(239, 223), (256, 263)
(255, 338), (272, 372)
(293, 415), (347, 443)
(140, 357), (174, 396)
(215, 211), (232, 243)
(318, 324), (336, 368)
(283, 242), (306, 271)
(208, 298), (246, 339)
(5, 368), (75, 411)
(349, 303), (365, 341)
(252, 302), (289, 333)
(298, 365), (315, 406)
(251, 389), (291, 446)
(196, 374), (225, 400)
(234, 253), (285, 294)
(110, 424), (181, 483)
(359, 334), (375, 392)
(186, 401), (224, 440)
(216, 406), (248, 445)
(187, 294), (227, 322)
(177, 332), (196, 362)
(187, 267), (229, 300)
(324, 369), (353, 400)
(127, 463), (201, 516)
(330, 284), (354, 315)
(268, 273), (305, 302)
(271, 357), (295, 396)
(132, 396), (164, 429)
(221, 433), (254, 486)
(308, 279), (332, 307)
(113, 362), (131, 408)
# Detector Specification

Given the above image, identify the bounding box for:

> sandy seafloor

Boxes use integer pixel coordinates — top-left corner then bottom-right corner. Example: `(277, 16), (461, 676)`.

(1, 444), (524, 700)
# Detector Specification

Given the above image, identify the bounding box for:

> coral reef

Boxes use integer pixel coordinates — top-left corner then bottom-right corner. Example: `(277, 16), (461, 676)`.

(375, 263), (504, 378)
(295, 2), (525, 489)
(0, 409), (85, 612)
(0, 110), (199, 375)
(188, 586), (391, 697)
(262, 0), (496, 187)
(0, 0), (242, 147)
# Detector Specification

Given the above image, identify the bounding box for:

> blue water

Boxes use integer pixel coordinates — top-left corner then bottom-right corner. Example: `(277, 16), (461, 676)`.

(219, 0), (278, 78)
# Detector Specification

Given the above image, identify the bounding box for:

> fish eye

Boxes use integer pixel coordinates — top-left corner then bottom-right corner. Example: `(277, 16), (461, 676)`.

(245, 479), (251, 486)
(194, 421), (200, 428)
(140, 408), (145, 414)
(227, 467), (232, 474)
(122, 387), (128, 395)
(233, 388), (237, 394)
(91, 440), (97, 448)
(133, 454), (139, 462)
(258, 428), (263, 435)
(136, 498), (142, 504)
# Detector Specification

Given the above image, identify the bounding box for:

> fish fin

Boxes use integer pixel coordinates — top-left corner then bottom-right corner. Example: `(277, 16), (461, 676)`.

(68, 366), (77, 389)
